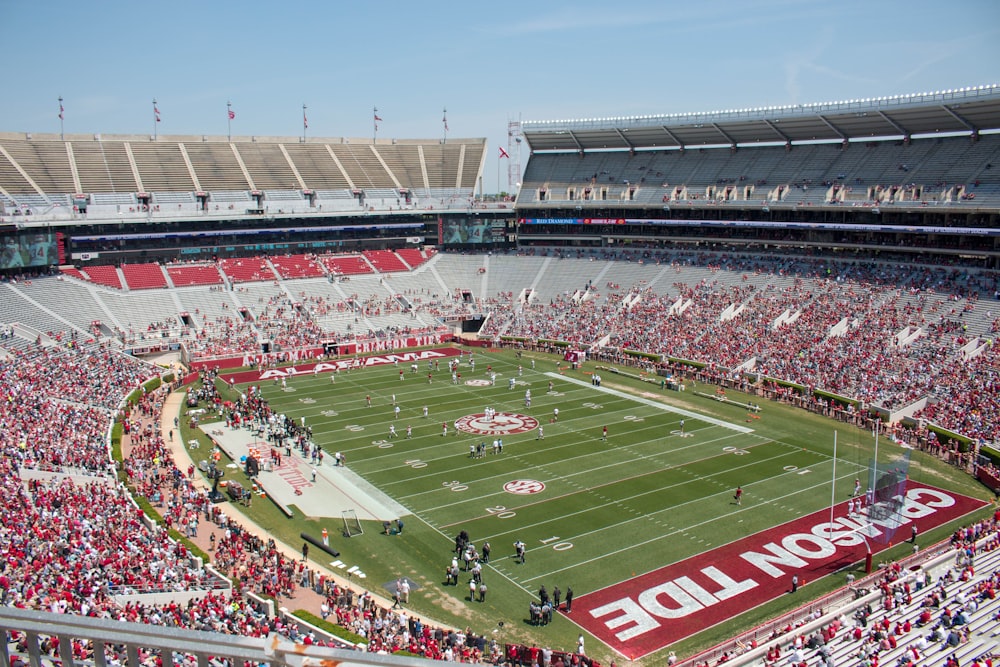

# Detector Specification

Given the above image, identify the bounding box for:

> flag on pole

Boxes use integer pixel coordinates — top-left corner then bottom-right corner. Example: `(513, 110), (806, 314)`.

(58, 101), (64, 120)
(374, 112), (383, 122)
(443, 108), (448, 132)
(303, 111), (308, 129)
(154, 104), (161, 122)
(228, 109), (236, 120)
(498, 146), (510, 159)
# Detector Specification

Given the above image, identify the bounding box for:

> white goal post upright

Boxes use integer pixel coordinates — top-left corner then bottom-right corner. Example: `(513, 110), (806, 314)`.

(342, 509), (363, 538)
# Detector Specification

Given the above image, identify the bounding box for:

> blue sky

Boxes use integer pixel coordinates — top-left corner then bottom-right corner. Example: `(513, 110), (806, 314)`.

(2, 0), (998, 193)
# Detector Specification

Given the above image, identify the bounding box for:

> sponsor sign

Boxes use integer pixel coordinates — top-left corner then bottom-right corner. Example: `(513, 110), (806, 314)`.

(190, 334), (452, 371)
(219, 348), (461, 385)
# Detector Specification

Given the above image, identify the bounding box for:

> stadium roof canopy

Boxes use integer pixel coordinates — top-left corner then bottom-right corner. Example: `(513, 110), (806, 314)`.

(521, 85), (1000, 152)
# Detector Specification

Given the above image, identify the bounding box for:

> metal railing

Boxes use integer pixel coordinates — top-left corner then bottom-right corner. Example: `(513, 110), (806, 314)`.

(0, 606), (430, 667)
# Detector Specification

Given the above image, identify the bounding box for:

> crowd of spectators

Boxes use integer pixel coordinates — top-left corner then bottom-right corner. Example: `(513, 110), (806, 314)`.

(688, 514), (1000, 667)
(2, 246), (1000, 665)
(478, 248), (999, 444)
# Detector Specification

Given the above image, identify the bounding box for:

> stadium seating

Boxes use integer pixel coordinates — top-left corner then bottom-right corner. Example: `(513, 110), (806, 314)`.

(270, 254), (326, 279)
(518, 134), (1000, 208)
(60, 266), (89, 282)
(80, 264), (123, 289)
(321, 253), (375, 276)
(121, 263), (168, 289)
(218, 257), (278, 283)
(166, 264), (225, 287)
(3, 248), (1000, 667)
(395, 247), (432, 269)
(363, 249), (409, 272)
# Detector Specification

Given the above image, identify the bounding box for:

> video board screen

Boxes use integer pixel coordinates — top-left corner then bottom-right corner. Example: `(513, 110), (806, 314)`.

(0, 231), (59, 270)
(440, 217), (510, 245)
(441, 218), (492, 244)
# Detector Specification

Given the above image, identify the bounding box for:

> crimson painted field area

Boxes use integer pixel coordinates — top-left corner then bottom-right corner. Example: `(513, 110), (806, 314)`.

(573, 485), (985, 658)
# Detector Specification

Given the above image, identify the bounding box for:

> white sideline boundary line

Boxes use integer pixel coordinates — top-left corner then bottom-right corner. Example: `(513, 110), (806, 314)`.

(546, 372), (755, 434)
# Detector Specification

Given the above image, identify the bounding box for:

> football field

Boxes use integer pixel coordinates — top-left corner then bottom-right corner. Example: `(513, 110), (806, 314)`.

(228, 347), (985, 658)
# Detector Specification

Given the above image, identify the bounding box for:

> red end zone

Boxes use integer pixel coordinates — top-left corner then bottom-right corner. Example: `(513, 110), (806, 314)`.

(573, 485), (986, 659)
(218, 347), (462, 384)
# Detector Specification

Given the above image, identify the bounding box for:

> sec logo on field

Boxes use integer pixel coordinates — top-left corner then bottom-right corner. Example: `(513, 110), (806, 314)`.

(456, 412), (540, 435)
(504, 479), (545, 495)
(465, 379), (492, 387)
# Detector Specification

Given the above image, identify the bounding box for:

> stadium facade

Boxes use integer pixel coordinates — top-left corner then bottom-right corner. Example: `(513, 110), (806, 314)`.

(0, 85), (998, 270)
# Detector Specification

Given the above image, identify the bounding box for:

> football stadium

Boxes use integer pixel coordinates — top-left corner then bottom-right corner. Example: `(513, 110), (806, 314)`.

(1, 84), (1000, 667)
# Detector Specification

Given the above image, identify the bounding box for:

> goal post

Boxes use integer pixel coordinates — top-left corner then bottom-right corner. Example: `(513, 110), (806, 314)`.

(865, 449), (911, 546)
(342, 509), (363, 538)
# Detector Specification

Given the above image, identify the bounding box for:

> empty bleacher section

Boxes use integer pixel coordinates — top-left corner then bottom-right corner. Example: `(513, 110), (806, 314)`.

(73, 141), (138, 194)
(518, 133), (1000, 208)
(281, 143), (353, 190)
(79, 264), (123, 289)
(0, 134), (487, 218)
(269, 254), (326, 279)
(174, 287), (237, 325)
(2, 139), (77, 197)
(166, 264), (224, 287)
(236, 142), (302, 191)
(179, 142), (250, 191)
(395, 247), (433, 269)
(121, 263), (168, 290)
(321, 253), (374, 276)
(376, 143), (425, 192)
(334, 143), (397, 189)
(363, 249), (408, 272)
(218, 257), (277, 283)
(128, 141), (197, 192)
(0, 283), (87, 336)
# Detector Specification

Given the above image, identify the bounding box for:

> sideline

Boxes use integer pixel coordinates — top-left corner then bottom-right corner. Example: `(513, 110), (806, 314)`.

(549, 373), (755, 434)
(157, 383), (401, 616)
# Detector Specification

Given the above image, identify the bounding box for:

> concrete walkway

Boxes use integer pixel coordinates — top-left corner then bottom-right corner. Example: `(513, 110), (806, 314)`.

(152, 388), (398, 616)
(196, 420), (407, 522)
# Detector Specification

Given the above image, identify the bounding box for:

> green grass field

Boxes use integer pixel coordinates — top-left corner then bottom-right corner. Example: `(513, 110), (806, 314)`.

(195, 347), (993, 664)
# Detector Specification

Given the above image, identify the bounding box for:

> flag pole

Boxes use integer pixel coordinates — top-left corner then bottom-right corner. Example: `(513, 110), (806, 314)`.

(373, 106), (378, 144)
(227, 101), (232, 142)
(442, 107), (448, 144)
(302, 103), (307, 143)
(152, 98), (158, 141)
(58, 96), (64, 140)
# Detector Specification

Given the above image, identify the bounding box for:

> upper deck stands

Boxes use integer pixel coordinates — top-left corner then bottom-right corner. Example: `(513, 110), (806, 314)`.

(519, 134), (1000, 208)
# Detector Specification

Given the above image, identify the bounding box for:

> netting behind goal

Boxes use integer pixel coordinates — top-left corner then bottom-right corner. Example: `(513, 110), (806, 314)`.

(342, 510), (363, 538)
(866, 449), (911, 545)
